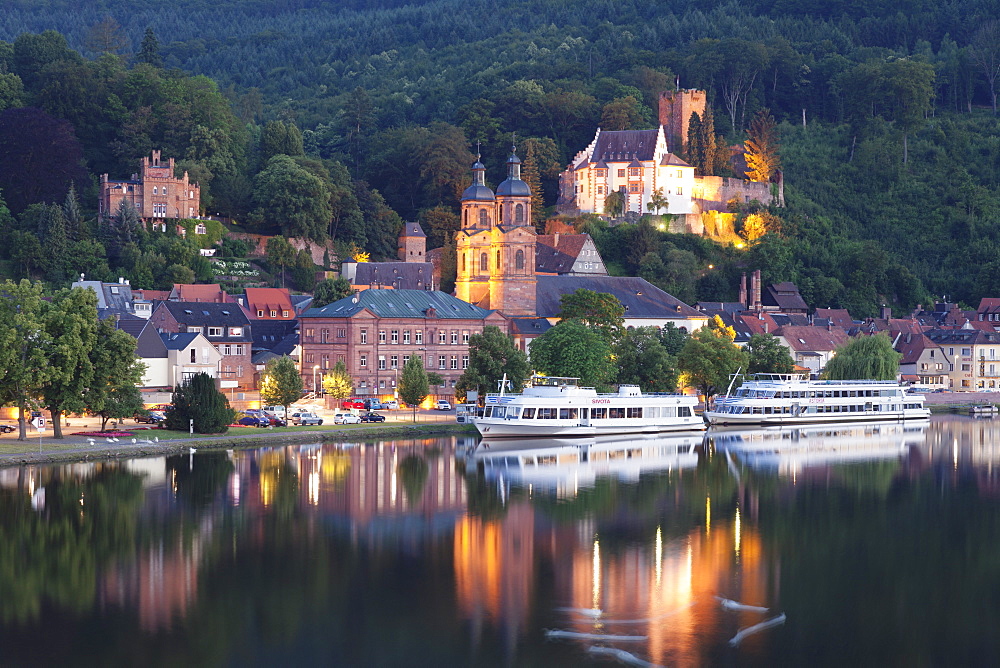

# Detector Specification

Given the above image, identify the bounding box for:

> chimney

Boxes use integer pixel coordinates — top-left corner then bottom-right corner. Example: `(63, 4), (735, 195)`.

(753, 270), (762, 309)
(827, 320), (832, 331)
(763, 321), (768, 334)
(739, 273), (747, 308)
(554, 233), (560, 245)
(881, 305), (892, 320)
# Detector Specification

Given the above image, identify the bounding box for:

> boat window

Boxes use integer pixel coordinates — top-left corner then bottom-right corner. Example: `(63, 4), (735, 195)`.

(647, 407), (659, 418)
(484, 406), (493, 418)
(663, 406), (676, 417)
(592, 407), (607, 419)
(522, 407), (535, 419)
(559, 408), (578, 419)
(609, 408), (625, 418)
(538, 408), (556, 419)
(627, 407), (642, 418)
(678, 406), (692, 417)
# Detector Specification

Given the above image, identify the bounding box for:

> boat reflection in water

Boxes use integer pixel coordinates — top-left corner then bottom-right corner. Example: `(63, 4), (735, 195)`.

(466, 431), (705, 495)
(709, 420), (929, 473)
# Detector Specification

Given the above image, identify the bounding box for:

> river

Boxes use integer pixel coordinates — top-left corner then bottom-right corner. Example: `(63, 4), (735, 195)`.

(1, 415), (998, 666)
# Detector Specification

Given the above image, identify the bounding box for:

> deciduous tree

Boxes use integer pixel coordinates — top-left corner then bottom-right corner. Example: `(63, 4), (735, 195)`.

(259, 356), (303, 419)
(529, 319), (614, 389)
(313, 277), (353, 308)
(322, 360), (353, 399)
(0, 280), (51, 440)
(822, 333), (901, 380)
(744, 108), (780, 182)
(41, 287), (98, 439)
(84, 319), (146, 433)
(398, 354), (429, 421)
(677, 324), (749, 399)
(746, 333), (794, 374)
(556, 289), (625, 344)
(614, 327), (678, 391)
(456, 325), (530, 401)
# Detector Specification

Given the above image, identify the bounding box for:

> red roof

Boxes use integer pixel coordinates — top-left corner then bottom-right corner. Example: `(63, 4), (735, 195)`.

(245, 288), (295, 318)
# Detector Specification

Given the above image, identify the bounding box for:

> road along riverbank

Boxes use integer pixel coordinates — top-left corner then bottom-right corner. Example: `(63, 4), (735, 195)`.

(0, 423), (478, 467)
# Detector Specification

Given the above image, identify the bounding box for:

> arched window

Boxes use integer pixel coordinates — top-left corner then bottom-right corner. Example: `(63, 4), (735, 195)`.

(463, 209), (467, 226)
(496, 250), (501, 269)
(461, 253), (466, 272)
(479, 209), (488, 226)
(515, 203), (524, 224)
(480, 253), (488, 272)
(515, 249), (524, 270)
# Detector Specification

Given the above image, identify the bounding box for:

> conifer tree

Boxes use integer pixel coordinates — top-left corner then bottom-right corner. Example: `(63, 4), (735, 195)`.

(166, 372), (236, 433)
(62, 183), (83, 241)
(137, 27), (161, 67)
(744, 108), (781, 182)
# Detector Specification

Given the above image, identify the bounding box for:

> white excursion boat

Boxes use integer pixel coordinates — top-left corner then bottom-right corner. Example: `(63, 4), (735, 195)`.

(703, 373), (931, 426)
(473, 376), (704, 438)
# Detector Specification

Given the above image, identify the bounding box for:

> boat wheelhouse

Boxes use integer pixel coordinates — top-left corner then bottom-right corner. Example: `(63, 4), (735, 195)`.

(474, 376), (703, 437)
(703, 373), (930, 426)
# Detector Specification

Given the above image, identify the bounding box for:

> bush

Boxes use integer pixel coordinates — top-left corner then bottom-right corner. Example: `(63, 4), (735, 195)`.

(165, 372), (236, 433)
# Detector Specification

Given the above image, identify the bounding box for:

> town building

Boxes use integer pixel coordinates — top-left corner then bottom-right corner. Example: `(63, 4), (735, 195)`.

(299, 288), (507, 403)
(98, 150), (201, 220)
(149, 301), (254, 390)
(925, 328), (1000, 390)
(341, 222), (435, 292)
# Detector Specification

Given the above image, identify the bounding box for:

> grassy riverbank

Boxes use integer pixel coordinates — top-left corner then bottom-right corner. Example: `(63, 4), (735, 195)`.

(0, 422), (479, 467)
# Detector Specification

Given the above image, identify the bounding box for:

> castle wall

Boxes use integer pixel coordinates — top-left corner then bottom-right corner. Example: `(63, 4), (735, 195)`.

(658, 89), (706, 153)
(692, 176), (776, 212)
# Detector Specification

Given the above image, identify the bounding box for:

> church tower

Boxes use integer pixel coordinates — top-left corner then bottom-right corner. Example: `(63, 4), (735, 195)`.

(490, 147), (537, 316)
(397, 221), (427, 261)
(455, 154), (495, 307)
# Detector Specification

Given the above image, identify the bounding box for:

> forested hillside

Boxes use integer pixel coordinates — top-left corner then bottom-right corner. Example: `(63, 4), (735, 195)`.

(1, 0), (999, 315)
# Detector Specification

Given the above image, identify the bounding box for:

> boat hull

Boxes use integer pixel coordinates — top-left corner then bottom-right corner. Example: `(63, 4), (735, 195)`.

(703, 409), (930, 427)
(473, 418), (705, 438)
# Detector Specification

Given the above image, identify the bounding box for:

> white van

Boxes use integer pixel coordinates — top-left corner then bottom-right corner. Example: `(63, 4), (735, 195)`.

(262, 406), (286, 418)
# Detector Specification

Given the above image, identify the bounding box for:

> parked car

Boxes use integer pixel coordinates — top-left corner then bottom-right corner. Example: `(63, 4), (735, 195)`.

(360, 412), (385, 423)
(293, 412), (324, 426)
(237, 414), (270, 428)
(135, 410), (165, 424)
(341, 398), (365, 410)
(364, 400), (384, 410)
(382, 400), (399, 410)
(0, 423), (15, 434)
(262, 405), (286, 419)
(264, 415), (287, 427)
(334, 413), (361, 425)
(435, 400), (452, 411)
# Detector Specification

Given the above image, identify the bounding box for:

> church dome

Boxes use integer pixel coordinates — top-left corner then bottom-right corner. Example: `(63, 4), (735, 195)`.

(496, 150), (530, 197)
(462, 158), (495, 201)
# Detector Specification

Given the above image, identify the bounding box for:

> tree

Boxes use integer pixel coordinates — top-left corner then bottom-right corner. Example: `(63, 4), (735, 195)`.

(822, 333), (902, 380)
(746, 333), (794, 375)
(259, 356), (303, 419)
(292, 248), (317, 292)
(137, 27), (161, 67)
(970, 21), (1000, 114)
(322, 360), (353, 400)
(0, 280), (50, 440)
(529, 319), (614, 389)
(313, 277), (353, 308)
(0, 107), (89, 215)
(251, 155), (332, 241)
(603, 189), (625, 217)
(649, 187), (668, 215)
(165, 372), (235, 433)
(398, 354), (429, 421)
(456, 325), (530, 402)
(677, 325), (749, 399)
(84, 320), (146, 433)
(41, 287), (98, 439)
(600, 95), (646, 130)
(614, 327), (678, 392)
(744, 108), (781, 182)
(556, 289), (624, 344)
(660, 322), (688, 355)
(85, 17), (128, 56)
(520, 137), (561, 230)
(266, 236), (296, 288)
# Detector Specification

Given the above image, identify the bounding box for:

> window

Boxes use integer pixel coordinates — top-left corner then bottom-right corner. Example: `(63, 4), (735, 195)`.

(195, 223), (206, 235)
(320, 329), (330, 343)
(270, 310), (277, 318)
(479, 209), (488, 226)
(496, 250), (501, 268)
(257, 310), (264, 318)
(391, 330), (399, 344)
(229, 327), (243, 337)
(378, 356), (386, 370)
(415, 330), (423, 345)
(480, 253), (488, 272)
(235, 345), (244, 355)
(190, 348), (196, 363)
(462, 331), (470, 344)
(379, 330), (387, 344)
(677, 186), (683, 195)
(379, 380), (386, 389)
(390, 355), (398, 369)
(187, 326), (202, 334)
(403, 330), (411, 345)
(629, 167), (640, 177)
(597, 186), (604, 194)
(305, 353), (314, 364)
(438, 355), (446, 369)
(439, 331), (447, 344)
(321, 355), (329, 369)
(282, 310), (289, 318)
(462, 355), (469, 369)
(450, 355), (458, 369)
(618, 169), (625, 177)
(208, 327), (223, 337)
(515, 249), (524, 270)
(596, 169), (607, 177)
(451, 331), (458, 344)
(677, 170), (683, 178)
(628, 183), (640, 193)
(360, 354), (367, 368)
(403, 355), (410, 365)
(515, 203), (524, 224)
(360, 329), (368, 344)
(153, 186), (158, 195)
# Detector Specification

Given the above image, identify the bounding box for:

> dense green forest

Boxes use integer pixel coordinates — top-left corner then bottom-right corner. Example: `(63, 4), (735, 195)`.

(1, 0), (1000, 315)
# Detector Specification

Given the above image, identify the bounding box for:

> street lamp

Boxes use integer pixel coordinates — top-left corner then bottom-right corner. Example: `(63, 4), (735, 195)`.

(313, 365), (320, 394)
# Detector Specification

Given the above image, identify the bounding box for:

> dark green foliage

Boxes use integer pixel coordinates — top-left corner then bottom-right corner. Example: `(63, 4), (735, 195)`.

(822, 333), (902, 380)
(746, 333), (795, 375)
(166, 372), (235, 434)
(456, 325), (530, 401)
(529, 319), (614, 390)
(312, 277), (352, 308)
(398, 354), (429, 419)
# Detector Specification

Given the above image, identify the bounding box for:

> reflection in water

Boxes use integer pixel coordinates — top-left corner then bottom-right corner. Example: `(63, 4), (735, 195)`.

(4, 416), (1000, 664)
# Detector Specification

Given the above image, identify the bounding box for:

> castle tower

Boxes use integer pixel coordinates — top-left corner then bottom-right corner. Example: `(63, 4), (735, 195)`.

(455, 155), (495, 307)
(490, 147), (537, 316)
(398, 221), (427, 262)
(658, 89), (707, 154)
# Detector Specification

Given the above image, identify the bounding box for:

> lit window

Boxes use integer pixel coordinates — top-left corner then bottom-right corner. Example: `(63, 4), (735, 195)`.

(415, 331), (423, 345)
(360, 330), (368, 344)
(360, 355), (367, 367)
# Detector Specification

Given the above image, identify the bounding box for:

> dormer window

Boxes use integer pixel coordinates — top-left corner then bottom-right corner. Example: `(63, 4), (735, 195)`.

(270, 310), (277, 317)
(208, 327), (223, 337)
(229, 327), (243, 337)
(257, 310), (264, 317)
(282, 310), (289, 317)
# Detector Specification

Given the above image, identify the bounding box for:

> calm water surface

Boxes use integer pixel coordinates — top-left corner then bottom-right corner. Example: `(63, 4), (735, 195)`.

(2, 415), (1000, 666)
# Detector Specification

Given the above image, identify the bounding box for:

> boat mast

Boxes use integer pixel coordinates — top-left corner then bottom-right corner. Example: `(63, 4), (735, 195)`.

(724, 367), (742, 398)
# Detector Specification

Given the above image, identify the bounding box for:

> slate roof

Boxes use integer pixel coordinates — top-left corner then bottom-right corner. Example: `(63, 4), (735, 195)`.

(352, 262), (434, 290)
(169, 283), (234, 303)
(509, 317), (554, 336)
(813, 308), (856, 328)
(661, 153), (692, 167)
(763, 282), (809, 312)
(401, 221), (426, 238)
(695, 302), (747, 314)
(252, 319), (298, 351)
(893, 331), (938, 365)
(925, 328), (1000, 345)
(114, 316), (149, 338)
(535, 234), (593, 274)
(160, 332), (200, 351)
(592, 129), (659, 162)
(303, 288), (495, 320)
(534, 276), (702, 319)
